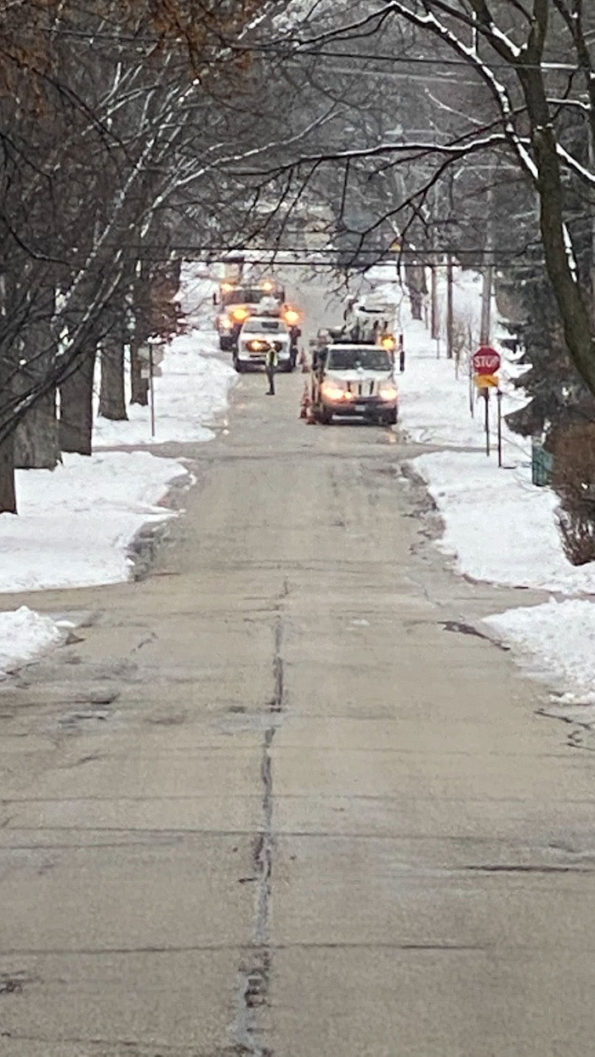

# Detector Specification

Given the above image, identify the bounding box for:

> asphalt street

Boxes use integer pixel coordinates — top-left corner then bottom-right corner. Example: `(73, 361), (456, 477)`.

(1, 327), (595, 1055)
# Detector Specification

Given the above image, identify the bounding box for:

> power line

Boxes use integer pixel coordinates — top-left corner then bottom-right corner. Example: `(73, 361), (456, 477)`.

(149, 243), (542, 255)
(126, 247), (544, 267)
(25, 26), (586, 76)
(249, 43), (581, 75)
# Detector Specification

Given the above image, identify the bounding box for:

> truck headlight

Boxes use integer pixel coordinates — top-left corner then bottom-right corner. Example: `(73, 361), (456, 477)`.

(379, 382), (398, 401)
(321, 380), (346, 401)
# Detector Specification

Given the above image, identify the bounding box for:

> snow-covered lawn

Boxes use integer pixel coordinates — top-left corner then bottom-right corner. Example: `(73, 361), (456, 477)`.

(0, 607), (66, 678)
(94, 329), (236, 448)
(0, 451), (186, 593)
(414, 450), (595, 595)
(401, 288), (595, 715)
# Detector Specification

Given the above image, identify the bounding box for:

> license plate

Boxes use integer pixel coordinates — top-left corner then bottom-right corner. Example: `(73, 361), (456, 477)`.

(355, 403), (366, 412)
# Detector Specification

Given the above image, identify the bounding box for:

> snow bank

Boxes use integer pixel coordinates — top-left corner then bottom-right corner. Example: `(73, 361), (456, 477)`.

(0, 607), (65, 676)
(0, 451), (186, 592)
(483, 600), (595, 707)
(414, 449), (595, 594)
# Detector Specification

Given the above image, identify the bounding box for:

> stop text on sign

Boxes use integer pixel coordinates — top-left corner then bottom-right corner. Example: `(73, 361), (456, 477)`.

(472, 346), (501, 374)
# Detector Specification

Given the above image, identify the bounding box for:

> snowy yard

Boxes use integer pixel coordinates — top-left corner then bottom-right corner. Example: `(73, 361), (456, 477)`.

(0, 267), (233, 674)
(93, 329), (235, 448)
(400, 297), (595, 713)
(0, 451), (187, 594)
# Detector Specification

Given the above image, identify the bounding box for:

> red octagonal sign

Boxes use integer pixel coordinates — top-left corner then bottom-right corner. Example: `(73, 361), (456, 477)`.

(472, 346), (501, 374)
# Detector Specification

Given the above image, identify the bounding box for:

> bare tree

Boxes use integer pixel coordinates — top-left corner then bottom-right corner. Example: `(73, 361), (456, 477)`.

(246, 2), (595, 394)
(0, 0), (289, 511)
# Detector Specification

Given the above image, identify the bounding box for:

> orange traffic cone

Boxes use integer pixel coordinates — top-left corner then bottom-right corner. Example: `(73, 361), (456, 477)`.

(300, 383), (309, 419)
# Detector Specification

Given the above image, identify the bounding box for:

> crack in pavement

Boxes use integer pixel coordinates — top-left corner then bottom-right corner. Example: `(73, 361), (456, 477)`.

(232, 585), (287, 1057)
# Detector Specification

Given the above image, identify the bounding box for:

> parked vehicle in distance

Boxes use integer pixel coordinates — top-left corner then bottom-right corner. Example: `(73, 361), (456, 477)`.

(234, 316), (295, 373)
(214, 279), (286, 351)
(310, 342), (398, 425)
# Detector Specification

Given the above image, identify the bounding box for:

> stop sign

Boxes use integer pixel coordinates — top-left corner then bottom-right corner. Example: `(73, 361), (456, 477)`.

(473, 346), (501, 374)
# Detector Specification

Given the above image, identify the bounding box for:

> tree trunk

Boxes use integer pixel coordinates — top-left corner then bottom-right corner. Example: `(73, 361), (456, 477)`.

(130, 338), (149, 406)
(409, 290), (422, 321)
(98, 335), (128, 421)
(60, 350), (96, 454)
(14, 391), (60, 469)
(521, 69), (595, 397)
(0, 433), (16, 514)
(446, 255), (454, 359)
(430, 260), (439, 340)
(13, 312), (60, 469)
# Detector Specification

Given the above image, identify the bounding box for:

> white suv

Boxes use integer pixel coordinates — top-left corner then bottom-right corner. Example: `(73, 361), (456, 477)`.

(234, 316), (294, 373)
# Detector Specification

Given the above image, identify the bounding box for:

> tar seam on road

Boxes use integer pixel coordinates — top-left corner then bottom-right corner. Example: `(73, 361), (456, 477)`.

(232, 583), (287, 1057)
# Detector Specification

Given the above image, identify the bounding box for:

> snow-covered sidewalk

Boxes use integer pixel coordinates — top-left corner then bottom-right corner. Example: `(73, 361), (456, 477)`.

(94, 329), (235, 448)
(401, 307), (595, 712)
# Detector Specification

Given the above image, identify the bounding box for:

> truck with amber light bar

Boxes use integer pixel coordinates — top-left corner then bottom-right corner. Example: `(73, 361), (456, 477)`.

(310, 342), (398, 426)
(214, 278), (286, 350)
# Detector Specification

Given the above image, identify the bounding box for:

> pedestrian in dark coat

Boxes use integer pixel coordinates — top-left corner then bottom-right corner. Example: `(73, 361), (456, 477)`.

(265, 345), (278, 395)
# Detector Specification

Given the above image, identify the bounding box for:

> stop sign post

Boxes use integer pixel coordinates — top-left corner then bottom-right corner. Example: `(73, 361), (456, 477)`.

(472, 347), (501, 459)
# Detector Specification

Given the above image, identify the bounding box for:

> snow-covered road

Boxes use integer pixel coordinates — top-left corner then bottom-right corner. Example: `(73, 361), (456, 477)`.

(3, 261), (595, 709)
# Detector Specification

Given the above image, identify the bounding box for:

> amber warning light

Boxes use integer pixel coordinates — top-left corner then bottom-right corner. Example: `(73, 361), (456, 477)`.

(283, 307), (300, 326)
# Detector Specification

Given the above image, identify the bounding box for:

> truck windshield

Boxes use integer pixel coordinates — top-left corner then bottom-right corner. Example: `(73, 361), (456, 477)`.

(327, 347), (391, 371)
(222, 287), (265, 306)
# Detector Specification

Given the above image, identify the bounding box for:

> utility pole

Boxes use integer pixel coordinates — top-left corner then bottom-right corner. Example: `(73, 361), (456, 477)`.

(446, 253), (454, 359)
(430, 258), (439, 341)
(589, 128), (595, 321)
(430, 183), (440, 345)
(480, 182), (494, 344)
